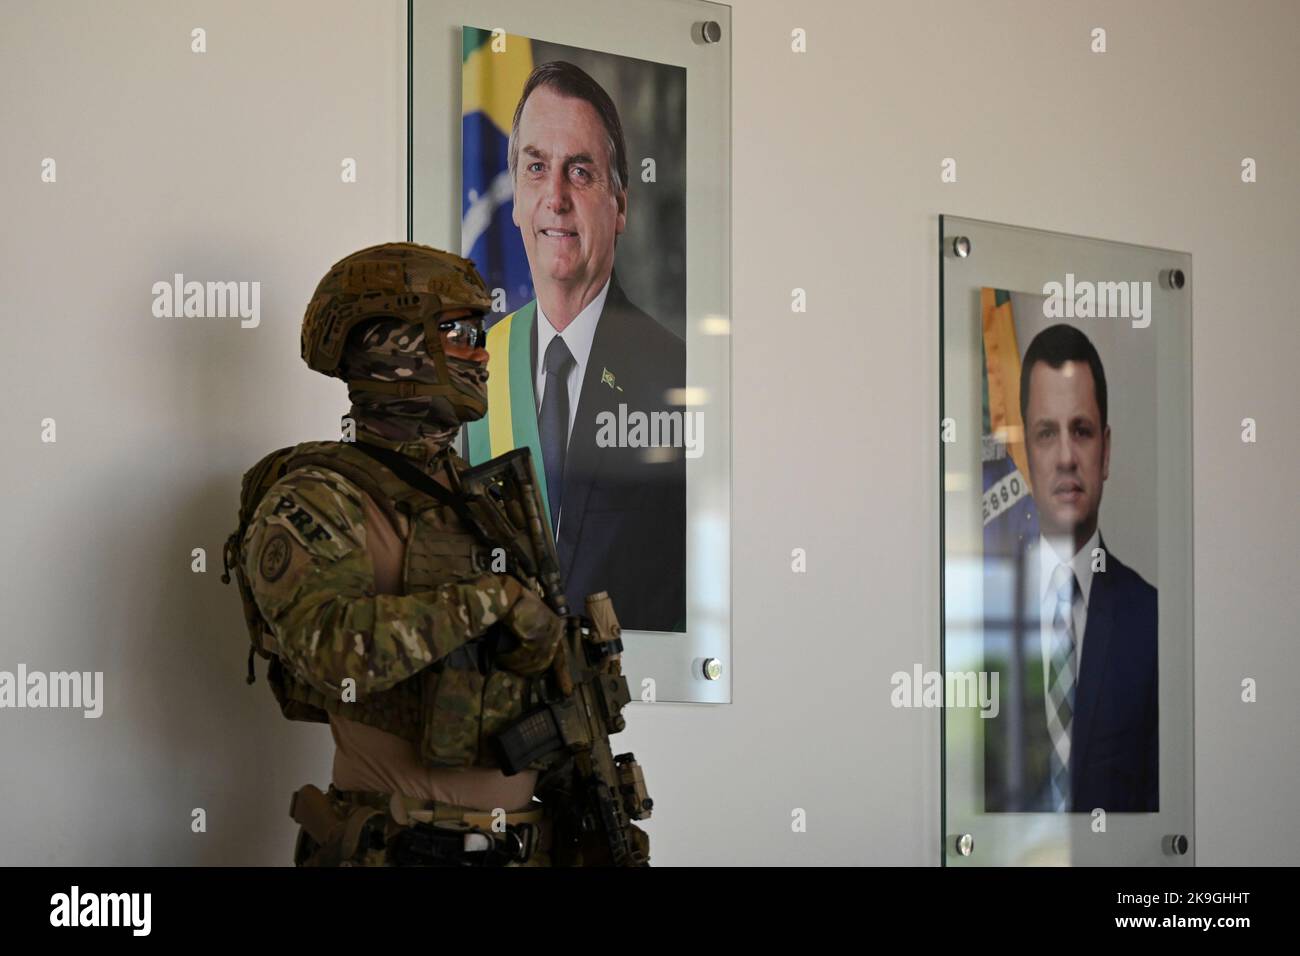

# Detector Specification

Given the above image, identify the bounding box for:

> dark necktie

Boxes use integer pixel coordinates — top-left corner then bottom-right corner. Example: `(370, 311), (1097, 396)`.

(538, 335), (575, 533)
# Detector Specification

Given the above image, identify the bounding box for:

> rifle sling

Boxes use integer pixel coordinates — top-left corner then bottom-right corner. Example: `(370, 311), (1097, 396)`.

(350, 441), (535, 579)
(353, 442), (488, 546)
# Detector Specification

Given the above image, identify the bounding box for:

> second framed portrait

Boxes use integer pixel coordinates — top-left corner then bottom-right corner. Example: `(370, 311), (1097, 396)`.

(940, 216), (1194, 866)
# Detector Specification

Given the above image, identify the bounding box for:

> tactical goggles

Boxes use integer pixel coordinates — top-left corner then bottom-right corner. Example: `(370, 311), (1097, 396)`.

(437, 315), (487, 350)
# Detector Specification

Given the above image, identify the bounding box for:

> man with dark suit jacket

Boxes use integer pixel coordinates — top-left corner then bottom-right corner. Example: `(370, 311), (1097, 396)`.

(465, 61), (685, 633)
(986, 324), (1158, 813)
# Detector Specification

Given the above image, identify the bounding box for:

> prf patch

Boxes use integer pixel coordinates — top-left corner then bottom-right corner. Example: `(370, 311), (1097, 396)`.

(269, 491), (338, 546)
(259, 531), (292, 583)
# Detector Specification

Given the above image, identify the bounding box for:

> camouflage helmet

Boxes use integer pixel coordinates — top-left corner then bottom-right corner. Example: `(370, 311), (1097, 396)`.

(301, 241), (492, 409)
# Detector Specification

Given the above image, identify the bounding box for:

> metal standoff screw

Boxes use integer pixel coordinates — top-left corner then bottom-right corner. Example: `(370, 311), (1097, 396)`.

(951, 236), (972, 258)
(702, 658), (723, 681)
(955, 833), (974, 857)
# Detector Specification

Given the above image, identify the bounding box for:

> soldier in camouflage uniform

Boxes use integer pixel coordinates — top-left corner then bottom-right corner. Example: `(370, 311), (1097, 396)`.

(233, 242), (570, 866)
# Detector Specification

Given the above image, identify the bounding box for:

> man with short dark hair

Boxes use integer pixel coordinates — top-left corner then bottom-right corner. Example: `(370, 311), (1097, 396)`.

(467, 61), (686, 634)
(1015, 323), (1158, 813)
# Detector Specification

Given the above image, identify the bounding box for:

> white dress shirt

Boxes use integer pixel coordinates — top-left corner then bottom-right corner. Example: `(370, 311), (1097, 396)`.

(1037, 527), (1101, 731)
(534, 277), (611, 444)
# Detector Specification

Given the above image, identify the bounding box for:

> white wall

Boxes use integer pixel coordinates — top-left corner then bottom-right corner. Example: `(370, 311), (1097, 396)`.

(1, 0), (1295, 865)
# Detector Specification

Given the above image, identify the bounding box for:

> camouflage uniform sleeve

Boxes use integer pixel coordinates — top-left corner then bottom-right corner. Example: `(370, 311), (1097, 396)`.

(241, 465), (515, 699)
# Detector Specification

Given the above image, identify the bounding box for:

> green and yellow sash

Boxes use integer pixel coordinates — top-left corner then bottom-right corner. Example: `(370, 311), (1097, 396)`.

(465, 300), (553, 523)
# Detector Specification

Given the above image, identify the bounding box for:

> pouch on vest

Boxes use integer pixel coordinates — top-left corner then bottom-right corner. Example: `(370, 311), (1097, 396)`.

(419, 632), (541, 769)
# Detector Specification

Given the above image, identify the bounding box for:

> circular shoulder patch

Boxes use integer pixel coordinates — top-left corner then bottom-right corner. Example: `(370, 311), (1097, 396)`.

(259, 531), (292, 583)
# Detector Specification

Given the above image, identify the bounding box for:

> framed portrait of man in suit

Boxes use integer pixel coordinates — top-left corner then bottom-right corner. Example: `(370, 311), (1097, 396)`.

(459, 29), (687, 637)
(411, 1), (732, 704)
(941, 217), (1194, 866)
(977, 290), (1160, 816)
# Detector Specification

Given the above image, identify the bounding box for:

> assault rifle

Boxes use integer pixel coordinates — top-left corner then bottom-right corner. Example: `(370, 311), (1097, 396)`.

(458, 448), (652, 867)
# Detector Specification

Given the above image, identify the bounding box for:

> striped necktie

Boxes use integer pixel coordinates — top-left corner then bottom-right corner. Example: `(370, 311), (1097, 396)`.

(1046, 563), (1079, 811)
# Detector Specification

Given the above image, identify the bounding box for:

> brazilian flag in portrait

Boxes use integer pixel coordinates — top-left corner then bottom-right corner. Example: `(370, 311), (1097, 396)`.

(461, 26), (535, 320)
(460, 26), (553, 524)
(979, 288), (1048, 812)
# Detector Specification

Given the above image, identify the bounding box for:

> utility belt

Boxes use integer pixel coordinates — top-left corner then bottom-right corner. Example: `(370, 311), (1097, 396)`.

(290, 783), (552, 867)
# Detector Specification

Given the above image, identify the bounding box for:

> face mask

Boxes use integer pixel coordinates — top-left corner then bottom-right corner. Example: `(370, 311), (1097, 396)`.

(444, 354), (489, 422)
(341, 317), (488, 443)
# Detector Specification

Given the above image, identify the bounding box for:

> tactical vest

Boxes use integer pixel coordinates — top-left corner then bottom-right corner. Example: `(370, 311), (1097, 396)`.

(225, 439), (548, 773)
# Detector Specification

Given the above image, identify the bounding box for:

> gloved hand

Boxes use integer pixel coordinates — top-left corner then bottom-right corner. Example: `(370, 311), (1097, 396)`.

(494, 577), (574, 694)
